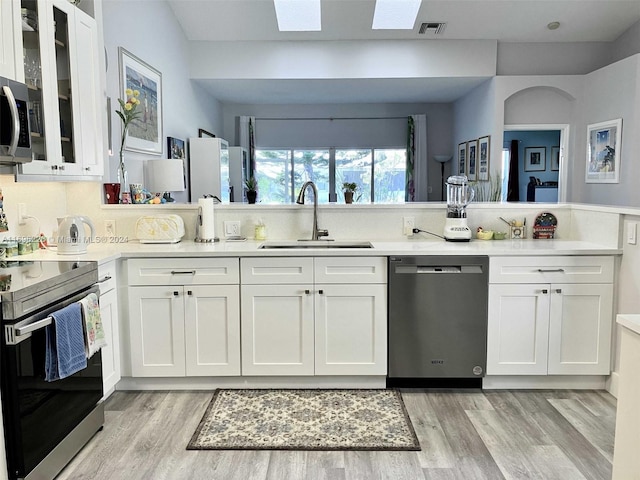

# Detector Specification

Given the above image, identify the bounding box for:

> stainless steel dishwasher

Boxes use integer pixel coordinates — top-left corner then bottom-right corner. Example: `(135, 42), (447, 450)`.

(387, 255), (489, 387)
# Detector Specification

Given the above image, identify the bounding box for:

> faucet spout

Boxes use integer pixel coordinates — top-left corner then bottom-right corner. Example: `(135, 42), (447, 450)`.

(296, 181), (328, 241)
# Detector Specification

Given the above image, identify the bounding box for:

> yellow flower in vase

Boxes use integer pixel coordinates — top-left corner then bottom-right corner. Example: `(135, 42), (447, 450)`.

(115, 89), (142, 201)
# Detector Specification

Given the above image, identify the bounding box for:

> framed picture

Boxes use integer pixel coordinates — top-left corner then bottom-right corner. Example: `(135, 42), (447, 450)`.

(198, 128), (216, 138)
(457, 142), (467, 175)
(478, 135), (490, 181)
(551, 146), (560, 171)
(525, 147), (546, 171)
(167, 137), (185, 159)
(119, 47), (163, 155)
(586, 118), (622, 183)
(467, 139), (478, 181)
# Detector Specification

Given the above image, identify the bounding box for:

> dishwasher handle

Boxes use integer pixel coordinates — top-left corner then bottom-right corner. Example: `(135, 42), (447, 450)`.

(395, 265), (484, 274)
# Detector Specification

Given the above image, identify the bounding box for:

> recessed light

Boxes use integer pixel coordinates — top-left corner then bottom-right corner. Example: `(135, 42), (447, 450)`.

(372, 0), (422, 30)
(547, 21), (560, 30)
(274, 0), (321, 32)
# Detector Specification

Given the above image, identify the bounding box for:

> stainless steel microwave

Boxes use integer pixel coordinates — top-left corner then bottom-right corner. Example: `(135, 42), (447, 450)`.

(0, 76), (32, 163)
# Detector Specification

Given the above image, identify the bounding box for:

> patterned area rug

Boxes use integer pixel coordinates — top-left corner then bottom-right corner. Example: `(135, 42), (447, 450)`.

(187, 389), (420, 451)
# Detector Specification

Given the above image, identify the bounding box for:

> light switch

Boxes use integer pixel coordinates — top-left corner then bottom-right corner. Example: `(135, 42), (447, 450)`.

(628, 222), (637, 245)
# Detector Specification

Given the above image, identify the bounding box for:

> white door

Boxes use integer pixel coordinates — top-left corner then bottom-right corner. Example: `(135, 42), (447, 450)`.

(314, 284), (387, 375)
(0, 0), (20, 80)
(241, 284), (314, 375)
(128, 286), (186, 377)
(185, 285), (241, 376)
(487, 284), (550, 375)
(547, 283), (613, 375)
(99, 287), (120, 395)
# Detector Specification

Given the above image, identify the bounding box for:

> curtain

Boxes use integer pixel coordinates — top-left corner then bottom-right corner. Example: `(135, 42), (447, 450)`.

(507, 139), (520, 202)
(239, 116), (256, 177)
(406, 115), (428, 202)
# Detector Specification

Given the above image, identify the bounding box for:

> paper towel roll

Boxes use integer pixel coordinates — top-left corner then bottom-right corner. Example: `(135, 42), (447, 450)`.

(197, 197), (216, 240)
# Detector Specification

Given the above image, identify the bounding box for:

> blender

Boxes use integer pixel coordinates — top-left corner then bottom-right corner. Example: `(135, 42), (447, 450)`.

(444, 175), (474, 241)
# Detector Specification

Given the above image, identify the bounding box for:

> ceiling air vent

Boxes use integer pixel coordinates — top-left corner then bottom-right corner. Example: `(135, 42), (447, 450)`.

(418, 22), (447, 35)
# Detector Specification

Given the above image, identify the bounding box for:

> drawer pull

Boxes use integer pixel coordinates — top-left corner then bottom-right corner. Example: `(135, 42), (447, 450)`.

(171, 270), (196, 275)
(305, 289), (310, 295)
(173, 291), (179, 296)
(96, 275), (112, 284)
(318, 289), (324, 295)
(537, 268), (565, 273)
(541, 289), (548, 294)
(187, 290), (193, 296)
(556, 288), (562, 294)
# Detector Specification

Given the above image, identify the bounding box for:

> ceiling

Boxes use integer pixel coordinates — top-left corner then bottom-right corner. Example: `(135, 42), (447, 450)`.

(168, 0), (640, 104)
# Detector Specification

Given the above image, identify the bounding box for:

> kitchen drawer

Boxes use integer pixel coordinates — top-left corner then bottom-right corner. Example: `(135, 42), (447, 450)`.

(97, 262), (117, 294)
(127, 258), (239, 285)
(490, 256), (614, 284)
(314, 257), (387, 284)
(241, 257), (313, 284)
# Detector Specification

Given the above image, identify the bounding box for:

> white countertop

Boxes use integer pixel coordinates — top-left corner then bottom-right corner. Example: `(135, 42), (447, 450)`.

(617, 314), (640, 336)
(15, 238), (621, 264)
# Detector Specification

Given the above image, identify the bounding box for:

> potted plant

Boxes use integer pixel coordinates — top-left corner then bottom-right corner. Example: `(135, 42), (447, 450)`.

(342, 182), (357, 204)
(245, 176), (258, 204)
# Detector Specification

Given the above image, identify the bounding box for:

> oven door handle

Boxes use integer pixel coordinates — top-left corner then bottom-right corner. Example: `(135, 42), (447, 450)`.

(14, 316), (53, 336)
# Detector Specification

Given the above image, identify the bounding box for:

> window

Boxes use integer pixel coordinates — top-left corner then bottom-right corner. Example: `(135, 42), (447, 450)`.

(255, 148), (406, 203)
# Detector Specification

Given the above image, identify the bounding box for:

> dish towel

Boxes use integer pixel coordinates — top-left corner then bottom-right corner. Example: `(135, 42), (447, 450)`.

(45, 303), (87, 382)
(79, 292), (107, 358)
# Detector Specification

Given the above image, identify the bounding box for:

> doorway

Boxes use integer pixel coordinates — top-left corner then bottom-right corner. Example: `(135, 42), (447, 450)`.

(503, 124), (569, 203)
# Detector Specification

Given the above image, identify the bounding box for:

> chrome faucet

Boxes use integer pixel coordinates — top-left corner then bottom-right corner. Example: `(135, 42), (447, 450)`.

(296, 181), (329, 241)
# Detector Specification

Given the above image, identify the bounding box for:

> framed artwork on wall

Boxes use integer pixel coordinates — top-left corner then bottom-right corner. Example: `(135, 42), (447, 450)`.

(525, 147), (546, 171)
(586, 118), (622, 183)
(457, 142), (467, 175)
(198, 128), (216, 138)
(119, 47), (163, 155)
(551, 146), (560, 171)
(467, 140), (478, 181)
(167, 137), (185, 159)
(478, 135), (490, 181)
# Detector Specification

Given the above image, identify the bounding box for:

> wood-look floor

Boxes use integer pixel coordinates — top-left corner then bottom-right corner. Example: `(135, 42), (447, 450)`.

(57, 389), (616, 480)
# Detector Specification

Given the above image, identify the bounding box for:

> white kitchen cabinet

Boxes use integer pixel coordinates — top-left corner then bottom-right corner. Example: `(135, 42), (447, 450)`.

(0, 0), (22, 80)
(487, 256), (614, 376)
(240, 257), (387, 376)
(16, 0), (103, 179)
(98, 261), (120, 396)
(127, 258), (240, 377)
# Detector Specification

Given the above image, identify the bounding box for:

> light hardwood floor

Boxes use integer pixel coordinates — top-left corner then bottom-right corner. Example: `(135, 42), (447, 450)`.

(57, 389), (616, 480)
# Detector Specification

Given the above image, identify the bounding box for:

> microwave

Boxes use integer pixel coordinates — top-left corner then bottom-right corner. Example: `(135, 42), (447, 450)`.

(0, 76), (32, 163)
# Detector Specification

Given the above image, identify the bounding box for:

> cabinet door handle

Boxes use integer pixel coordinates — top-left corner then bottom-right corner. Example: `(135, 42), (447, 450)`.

(173, 291), (179, 296)
(318, 289), (324, 295)
(555, 288), (562, 294)
(305, 289), (310, 295)
(187, 290), (193, 296)
(537, 268), (565, 273)
(541, 289), (548, 294)
(85, 166), (91, 171)
(171, 270), (196, 275)
(96, 275), (112, 284)
(59, 165), (65, 171)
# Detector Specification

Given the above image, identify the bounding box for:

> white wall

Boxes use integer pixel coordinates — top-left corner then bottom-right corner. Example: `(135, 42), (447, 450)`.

(102, 0), (223, 203)
(612, 19), (640, 63)
(222, 103), (454, 202)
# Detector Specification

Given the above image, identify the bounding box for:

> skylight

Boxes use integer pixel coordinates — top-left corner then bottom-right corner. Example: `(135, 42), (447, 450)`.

(372, 0), (421, 30)
(274, 0), (321, 31)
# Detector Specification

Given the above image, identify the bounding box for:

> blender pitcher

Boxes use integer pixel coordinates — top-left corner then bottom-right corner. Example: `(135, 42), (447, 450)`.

(446, 175), (475, 218)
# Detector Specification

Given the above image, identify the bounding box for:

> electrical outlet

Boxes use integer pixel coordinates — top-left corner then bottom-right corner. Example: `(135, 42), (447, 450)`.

(104, 219), (116, 237)
(224, 220), (241, 238)
(628, 222), (637, 245)
(18, 203), (27, 225)
(403, 216), (415, 236)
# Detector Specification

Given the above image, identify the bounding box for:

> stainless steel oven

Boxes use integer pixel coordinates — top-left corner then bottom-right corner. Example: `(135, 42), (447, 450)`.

(0, 261), (103, 480)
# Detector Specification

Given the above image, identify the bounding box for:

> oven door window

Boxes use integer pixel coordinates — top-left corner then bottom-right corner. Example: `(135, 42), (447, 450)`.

(2, 327), (103, 477)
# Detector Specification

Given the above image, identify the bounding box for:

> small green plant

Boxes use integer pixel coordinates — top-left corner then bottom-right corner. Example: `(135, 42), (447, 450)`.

(245, 176), (258, 191)
(470, 174), (502, 202)
(342, 182), (357, 193)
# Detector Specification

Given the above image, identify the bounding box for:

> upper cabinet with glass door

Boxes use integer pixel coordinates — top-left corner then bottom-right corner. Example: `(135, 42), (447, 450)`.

(0, 1), (23, 80)
(17, 0), (103, 179)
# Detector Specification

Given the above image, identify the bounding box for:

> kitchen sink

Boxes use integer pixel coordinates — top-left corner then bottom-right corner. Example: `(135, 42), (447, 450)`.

(259, 241), (374, 249)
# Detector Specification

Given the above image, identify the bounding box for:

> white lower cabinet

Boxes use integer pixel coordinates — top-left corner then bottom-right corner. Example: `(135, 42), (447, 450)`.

(98, 262), (120, 396)
(487, 256), (614, 376)
(127, 258), (240, 377)
(240, 257), (387, 376)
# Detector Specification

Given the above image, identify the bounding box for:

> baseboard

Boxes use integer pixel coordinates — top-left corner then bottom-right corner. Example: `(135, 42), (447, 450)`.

(606, 371), (619, 398)
(116, 376), (387, 391)
(482, 375), (607, 390)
